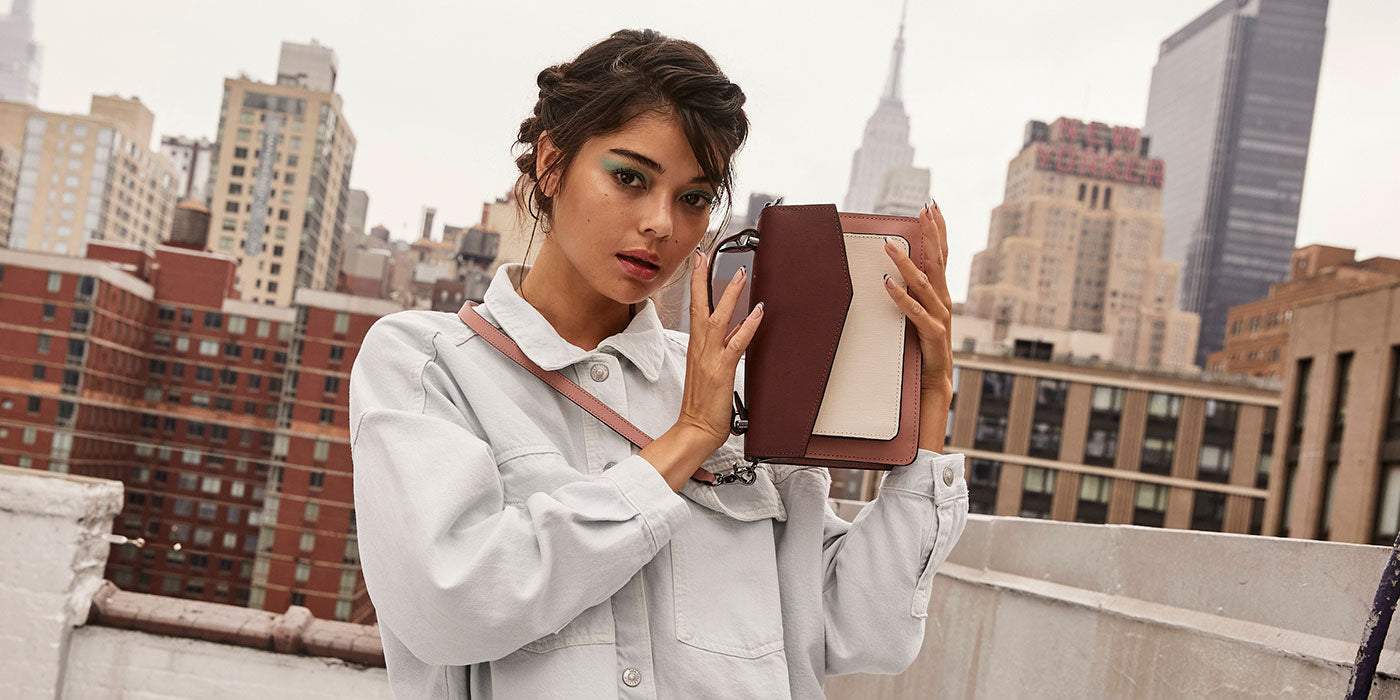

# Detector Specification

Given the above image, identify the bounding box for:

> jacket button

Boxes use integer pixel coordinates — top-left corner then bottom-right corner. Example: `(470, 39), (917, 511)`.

(622, 667), (642, 687)
(942, 467), (955, 486)
(590, 363), (609, 382)
(603, 460), (617, 471)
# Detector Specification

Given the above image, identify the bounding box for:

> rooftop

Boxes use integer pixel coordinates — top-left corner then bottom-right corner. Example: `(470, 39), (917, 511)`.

(5, 465), (1398, 697)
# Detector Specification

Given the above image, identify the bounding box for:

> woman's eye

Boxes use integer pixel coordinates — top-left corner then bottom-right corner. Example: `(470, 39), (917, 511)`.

(682, 192), (715, 210)
(613, 169), (644, 188)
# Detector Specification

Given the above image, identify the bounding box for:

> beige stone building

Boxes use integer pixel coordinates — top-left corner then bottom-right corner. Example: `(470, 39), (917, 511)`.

(1266, 280), (1400, 545)
(966, 117), (1199, 372)
(0, 95), (177, 256)
(1209, 244), (1400, 380)
(205, 42), (356, 307)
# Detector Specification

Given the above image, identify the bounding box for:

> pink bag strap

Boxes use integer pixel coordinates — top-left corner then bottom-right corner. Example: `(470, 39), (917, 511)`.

(458, 301), (715, 484)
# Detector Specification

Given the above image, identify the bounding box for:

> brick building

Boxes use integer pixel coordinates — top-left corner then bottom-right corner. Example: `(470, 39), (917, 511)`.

(1267, 279), (1400, 545)
(0, 242), (399, 620)
(1208, 244), (1400, 379)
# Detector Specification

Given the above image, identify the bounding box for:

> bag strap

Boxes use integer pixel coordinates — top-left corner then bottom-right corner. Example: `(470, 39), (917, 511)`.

(458, 301), (716, 484)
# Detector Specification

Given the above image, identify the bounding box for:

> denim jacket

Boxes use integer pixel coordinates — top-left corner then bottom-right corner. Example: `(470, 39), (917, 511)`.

(348, 262), (969, 699)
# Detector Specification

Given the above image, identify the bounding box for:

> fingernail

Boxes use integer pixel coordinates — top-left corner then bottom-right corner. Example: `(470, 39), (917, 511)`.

(932, 198), (940, 211)
(884, 274), (895, 288)
(884, 236), (896, 248)
(733, 265), (745, 281)
(753, 301), (765, 316)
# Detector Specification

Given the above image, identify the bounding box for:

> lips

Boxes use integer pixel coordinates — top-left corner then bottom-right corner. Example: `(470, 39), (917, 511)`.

(616, 253), (659, 270)
(616, 254), (660, 281)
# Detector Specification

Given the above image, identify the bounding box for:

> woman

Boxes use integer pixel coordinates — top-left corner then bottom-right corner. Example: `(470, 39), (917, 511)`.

(349, 28), (968, 699)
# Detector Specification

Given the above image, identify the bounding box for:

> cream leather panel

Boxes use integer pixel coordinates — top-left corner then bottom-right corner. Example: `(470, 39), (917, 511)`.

(812, 233), (907, 440)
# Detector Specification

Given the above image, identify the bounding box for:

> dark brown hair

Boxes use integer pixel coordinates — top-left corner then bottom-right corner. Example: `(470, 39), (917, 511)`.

(512, 28), (749, 286)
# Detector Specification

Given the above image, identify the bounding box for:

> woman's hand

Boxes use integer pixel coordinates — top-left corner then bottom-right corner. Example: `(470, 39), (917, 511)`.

(676, 250), (764, 452)
(883, 201), (955, 452)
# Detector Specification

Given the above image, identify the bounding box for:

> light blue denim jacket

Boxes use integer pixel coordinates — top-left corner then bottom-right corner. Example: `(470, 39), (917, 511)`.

(348, 262), (969, 699)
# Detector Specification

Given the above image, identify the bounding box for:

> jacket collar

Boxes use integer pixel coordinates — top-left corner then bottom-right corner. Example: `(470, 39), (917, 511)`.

(481, 262), (667, 383)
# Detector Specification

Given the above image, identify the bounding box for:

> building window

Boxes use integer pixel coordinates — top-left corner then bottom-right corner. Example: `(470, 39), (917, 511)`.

(1191, 491), (1227, 532)
(967, 459), (1000, 514)
(299, 532), (316, 552)
(1280, 358), (1313, 538)
(304, 501), (319, 522)
(323, 376), (340, 396)
(1132, 482), (1168, 527)
(1140, 436), (1175, 475)
(295, 562), (311, 582)
(1020, 467), (1055, 519)
(46, 271), (61, 293)
(1076, 474), (1112, 524)
(309, 471), (326, 489)
(333, 311), (350, 335)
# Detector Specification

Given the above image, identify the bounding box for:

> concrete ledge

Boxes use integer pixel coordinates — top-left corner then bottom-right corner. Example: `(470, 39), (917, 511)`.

(938, 561), (1400, 679)
(0, 464), (123, 522)
(88, 581), (385, 668)
(821, 509), (1400, 699)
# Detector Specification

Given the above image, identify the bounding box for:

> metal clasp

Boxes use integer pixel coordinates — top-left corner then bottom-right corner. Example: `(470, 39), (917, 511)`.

(730, 390), (748, 435)
(709, 459), (759, 486)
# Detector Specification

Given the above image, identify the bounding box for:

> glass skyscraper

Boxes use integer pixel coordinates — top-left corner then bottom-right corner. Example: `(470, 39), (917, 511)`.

(1143, 0), (1328, 368)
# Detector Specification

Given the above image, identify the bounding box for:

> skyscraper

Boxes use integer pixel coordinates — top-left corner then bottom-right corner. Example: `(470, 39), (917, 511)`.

(841, 1), (928, 215)
(1143, 0), (1328, 367)
(965, 117), (1200, 372)
(205, 41), (357, 307)
(0, 0), (41, 105)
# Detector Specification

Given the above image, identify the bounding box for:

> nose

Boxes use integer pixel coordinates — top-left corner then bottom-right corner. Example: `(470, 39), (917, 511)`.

(639, 191), (674, 240)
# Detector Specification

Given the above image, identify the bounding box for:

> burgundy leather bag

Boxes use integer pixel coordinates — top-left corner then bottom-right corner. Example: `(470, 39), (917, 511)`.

(709, 203), (926, 472)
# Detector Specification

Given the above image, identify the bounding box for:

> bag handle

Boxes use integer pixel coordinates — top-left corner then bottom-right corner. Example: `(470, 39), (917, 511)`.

(458, 301), (719, 485)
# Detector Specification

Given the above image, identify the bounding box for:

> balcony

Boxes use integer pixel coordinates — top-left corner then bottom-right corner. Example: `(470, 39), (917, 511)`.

(3, 466), (1398, 698)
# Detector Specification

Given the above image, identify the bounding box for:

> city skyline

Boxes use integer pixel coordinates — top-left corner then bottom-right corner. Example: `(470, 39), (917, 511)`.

(14, 0), (1399, 303)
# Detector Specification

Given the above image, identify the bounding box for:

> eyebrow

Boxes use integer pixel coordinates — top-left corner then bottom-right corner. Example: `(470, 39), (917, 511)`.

(608, 148), (714, 187)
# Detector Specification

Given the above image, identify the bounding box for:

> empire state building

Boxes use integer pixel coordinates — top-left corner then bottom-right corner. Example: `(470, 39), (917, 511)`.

(841, 2), (928, 216)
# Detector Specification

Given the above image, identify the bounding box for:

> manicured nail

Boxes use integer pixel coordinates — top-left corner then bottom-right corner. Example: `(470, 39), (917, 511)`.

(733, 265), (745, 282)
(753, 301), (764, 316)
(883, 273), (894, 288)
(884, 236), (896, 248)
(931, 198), (940, 211)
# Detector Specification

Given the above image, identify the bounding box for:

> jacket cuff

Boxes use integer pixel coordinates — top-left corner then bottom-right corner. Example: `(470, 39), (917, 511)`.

(879, 449), (968, 506)
(601, 454), (692, 551)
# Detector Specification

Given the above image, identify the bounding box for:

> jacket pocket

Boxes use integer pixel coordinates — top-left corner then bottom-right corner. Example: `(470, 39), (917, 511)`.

(670, 507), (785, 659)
(520, 598), (615, 654)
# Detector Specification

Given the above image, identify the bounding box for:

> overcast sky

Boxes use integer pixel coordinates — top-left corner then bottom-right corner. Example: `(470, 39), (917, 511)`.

(19, 0), (1399, 302)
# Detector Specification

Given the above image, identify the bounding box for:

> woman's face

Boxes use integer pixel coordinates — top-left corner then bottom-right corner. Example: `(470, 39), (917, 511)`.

(539, 111), (719, 305)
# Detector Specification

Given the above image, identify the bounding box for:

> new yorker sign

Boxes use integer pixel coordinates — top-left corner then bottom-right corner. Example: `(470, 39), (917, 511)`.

(1028, 117), (1166, 188)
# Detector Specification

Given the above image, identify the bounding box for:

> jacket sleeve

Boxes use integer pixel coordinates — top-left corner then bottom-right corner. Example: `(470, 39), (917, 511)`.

(348, 314), (691, 666)
(820, 448), (969, 676)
